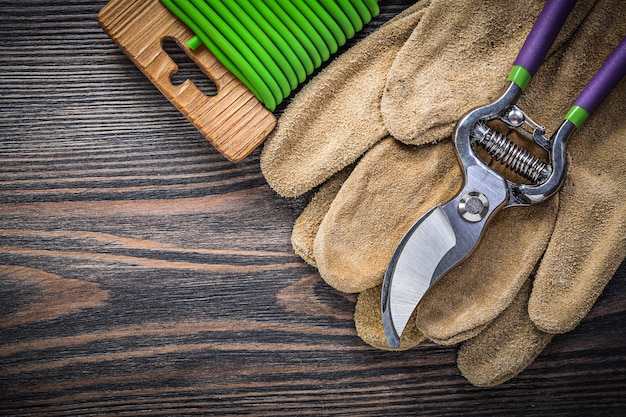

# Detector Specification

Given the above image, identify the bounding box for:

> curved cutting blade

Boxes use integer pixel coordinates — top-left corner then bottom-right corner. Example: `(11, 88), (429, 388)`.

(381, 164), (510, 348)
(381, 205), (456, 348)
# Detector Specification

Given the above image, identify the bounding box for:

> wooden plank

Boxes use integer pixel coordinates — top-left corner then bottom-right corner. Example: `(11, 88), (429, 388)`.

(98, 0), (276, 162)
(1, 1), (626, 416)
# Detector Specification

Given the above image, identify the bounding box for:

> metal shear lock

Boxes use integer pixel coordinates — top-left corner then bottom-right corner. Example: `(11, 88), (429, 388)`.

(381, 0), (626, 348)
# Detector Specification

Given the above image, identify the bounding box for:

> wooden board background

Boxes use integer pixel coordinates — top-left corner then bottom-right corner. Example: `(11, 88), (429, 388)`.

(1, 1), (625, 415)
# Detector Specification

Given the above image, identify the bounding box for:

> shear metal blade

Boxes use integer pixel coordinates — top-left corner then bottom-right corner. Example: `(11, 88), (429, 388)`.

(381, 205), (457, 348)
(381, 164), (510, 348)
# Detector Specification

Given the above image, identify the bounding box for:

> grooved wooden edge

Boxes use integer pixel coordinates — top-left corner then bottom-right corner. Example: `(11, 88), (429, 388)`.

(98, 0), (277, 162)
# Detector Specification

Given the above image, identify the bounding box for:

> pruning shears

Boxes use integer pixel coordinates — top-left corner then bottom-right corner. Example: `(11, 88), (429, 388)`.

(381, 0), (626, 347)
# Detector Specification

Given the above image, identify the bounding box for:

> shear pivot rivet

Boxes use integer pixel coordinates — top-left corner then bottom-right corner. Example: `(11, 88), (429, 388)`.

(507, 108), (525, 127)
(458, 192), (489, 222)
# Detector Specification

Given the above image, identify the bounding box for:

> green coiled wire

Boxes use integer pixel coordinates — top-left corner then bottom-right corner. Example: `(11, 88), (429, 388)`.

(161, 0), (380, 110)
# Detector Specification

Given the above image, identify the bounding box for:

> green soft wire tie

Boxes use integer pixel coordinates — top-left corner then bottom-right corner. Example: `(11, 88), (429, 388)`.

(564, 105), (589, 128)
(200, 0), (288, 102)
(161, 0), (380, 110)
(349, 0), (373, 24)
(507, 65), (532, 91)
(190, 0), (283, 108)
(172, 0), (276, 109)
(236, 0), (307, 83)
(337, 0), (364, 32)
(187, 35), (202, 50)
(316, 0), (354, 41)
(274, 0), (330, 62)
(248, 0), (314, 77)
(262, 0), (322, 70)
(363, 0), (380, 16)
(292, 1), (338, 55)
(222, 0), (298, 91)
(160, 0), (260, 99)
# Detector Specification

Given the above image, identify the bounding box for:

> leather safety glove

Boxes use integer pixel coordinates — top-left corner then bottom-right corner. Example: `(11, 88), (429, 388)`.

(264, 0), (559, 343)
(261, 0), (626, 386)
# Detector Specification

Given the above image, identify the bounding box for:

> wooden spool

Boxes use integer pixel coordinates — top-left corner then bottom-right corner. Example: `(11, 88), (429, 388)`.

(98, 0), (277, 162)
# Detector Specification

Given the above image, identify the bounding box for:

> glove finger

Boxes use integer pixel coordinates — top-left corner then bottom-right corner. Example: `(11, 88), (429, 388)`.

(291, 167), (352, 267)
(528, 0), (626, 334)
(313, 137), (463, 293)
(382, 0), (541, 145)
(260, 2), (429, 197)
(382, 0), (596, 146)
(529, 92), (626, 332)
(355, 284), (424, 350)
(416, 197), (558, 344)
(457, 279), (553, 387)
(414, 0), (605, 342)
(531, 171), (626, 334)
(312, 134), (557, 344)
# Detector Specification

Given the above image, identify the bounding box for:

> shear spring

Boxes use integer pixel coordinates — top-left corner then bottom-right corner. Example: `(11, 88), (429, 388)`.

(472, 122), (550, 183)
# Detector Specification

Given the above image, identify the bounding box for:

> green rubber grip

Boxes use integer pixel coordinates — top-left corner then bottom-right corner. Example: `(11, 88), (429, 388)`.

(507, 65), (533, 91)
(186, 35), (202, 50)
(362, 0), (380, 16)
(564, 105), (590, 128)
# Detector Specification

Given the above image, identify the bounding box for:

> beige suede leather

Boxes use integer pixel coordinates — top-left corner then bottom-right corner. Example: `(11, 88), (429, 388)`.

(355, 284), (425, 351)
(291, 167), (352, 267)
(526, 2), (626, 333)
(261, 2), (430, 197)
(457, 279), (553, 387)
(261, 0), (626, 386)
(381, 0), (595, 146)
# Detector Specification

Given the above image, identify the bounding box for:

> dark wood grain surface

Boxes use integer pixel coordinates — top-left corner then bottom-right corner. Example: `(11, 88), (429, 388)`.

(1, 1), (625, 416)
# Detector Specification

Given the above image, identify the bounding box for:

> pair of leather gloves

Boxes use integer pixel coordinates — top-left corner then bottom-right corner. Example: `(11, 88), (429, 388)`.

(260, 0), (626, 386)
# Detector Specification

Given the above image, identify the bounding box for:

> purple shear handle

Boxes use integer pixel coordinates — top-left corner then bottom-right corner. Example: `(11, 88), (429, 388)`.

(512, 0), (625, 127)
(574, 36), (626, 116)
(514, 0), (576, 76)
